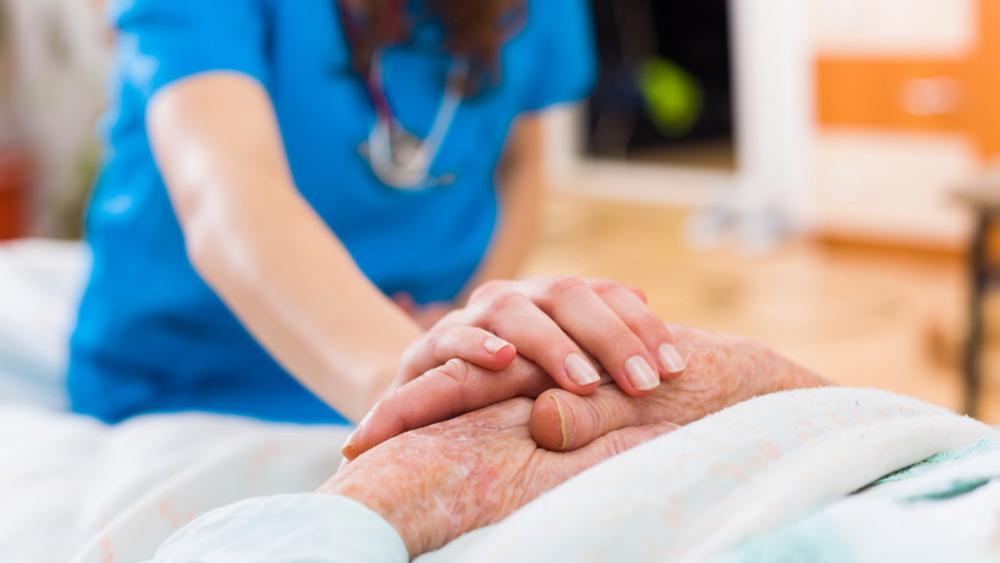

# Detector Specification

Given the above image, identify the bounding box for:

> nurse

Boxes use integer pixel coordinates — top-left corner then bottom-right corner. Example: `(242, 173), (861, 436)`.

(69, 0), (686, 427)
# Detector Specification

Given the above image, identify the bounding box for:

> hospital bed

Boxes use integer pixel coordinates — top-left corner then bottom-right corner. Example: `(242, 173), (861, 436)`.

(1, 239), (998, 562)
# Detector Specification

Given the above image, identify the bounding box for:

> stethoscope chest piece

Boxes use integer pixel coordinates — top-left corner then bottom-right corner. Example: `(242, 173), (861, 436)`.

(361, 119), (436, 190)
(357, 54), (469, 192)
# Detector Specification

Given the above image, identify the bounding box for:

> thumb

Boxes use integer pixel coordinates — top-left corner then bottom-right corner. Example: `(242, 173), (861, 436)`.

(529, 386), (668, 452)
(520, 419), (679, 509)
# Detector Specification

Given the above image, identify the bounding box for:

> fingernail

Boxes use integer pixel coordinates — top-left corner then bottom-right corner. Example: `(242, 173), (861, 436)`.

(625, 356), (659, 391)
(341, 430), (360, 457)
(551, 393), (570, 451)
(565, 353), (600, 385)
(337, 457), (349, 472)
(658, 343), (686, 374)
(341, 414), (370, 459)
(483, 336), (512, 355)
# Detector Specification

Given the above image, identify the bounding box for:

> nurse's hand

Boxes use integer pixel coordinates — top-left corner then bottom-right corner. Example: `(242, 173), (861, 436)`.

(396, 277), (684, 392)
(342, 276), (686, 460)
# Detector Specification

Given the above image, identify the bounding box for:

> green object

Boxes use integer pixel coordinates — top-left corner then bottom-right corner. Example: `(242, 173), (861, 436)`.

(637, 57), (703, 138)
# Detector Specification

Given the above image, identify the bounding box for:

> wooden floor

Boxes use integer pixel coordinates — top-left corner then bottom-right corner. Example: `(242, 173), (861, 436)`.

(522, 193), (1000, 423)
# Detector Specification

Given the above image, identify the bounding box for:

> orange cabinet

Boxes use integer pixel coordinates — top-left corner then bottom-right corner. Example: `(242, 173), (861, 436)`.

(810, 0), (1000, 248)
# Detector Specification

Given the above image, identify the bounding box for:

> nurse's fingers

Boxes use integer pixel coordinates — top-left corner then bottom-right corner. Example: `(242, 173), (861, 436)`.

(587, 279), (648, 304)
(342, 357), (553, 460)
(523, 277), (661, 396)
(484, 293), (603, 394)
(529, 385), (676, 452)
(589, 280), (686, 381)
(397, 325), (517, 385)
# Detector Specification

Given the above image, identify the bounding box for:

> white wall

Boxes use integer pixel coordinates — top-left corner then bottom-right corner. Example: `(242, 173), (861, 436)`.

(730, 0), (814, 230)
(810, 0), (976, 57)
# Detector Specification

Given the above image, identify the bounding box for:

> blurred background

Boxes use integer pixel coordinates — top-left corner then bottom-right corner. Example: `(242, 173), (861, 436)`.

(1, 0), (998, 421)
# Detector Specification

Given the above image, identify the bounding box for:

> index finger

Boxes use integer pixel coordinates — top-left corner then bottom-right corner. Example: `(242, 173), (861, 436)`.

(341, 357), (554, 460)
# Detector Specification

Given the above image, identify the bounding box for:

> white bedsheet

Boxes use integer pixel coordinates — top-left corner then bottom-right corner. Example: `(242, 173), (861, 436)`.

(1, 405), (350, 562)
(0, 239), (87, 409)
(35, 388), (992, 563)
(0, 240), (352, 561)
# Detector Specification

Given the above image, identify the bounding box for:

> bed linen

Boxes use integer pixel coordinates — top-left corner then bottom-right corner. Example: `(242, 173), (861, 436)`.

(0, 239), (87, 409)
(2, 240), (998, 561)
(417, 387), (1000, 563)
(35, 388), (993, 563)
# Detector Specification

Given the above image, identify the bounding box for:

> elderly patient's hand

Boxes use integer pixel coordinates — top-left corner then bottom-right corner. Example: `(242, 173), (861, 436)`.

(530, 327), (830, 451)
(344, 325), (828, 458)
(320, 398), (677, 557)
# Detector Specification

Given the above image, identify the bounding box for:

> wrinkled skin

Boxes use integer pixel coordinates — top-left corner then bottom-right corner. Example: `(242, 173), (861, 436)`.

(320, 399), (678, 557)
(345, 325), (829, 458)
(529, 326), (829, 451)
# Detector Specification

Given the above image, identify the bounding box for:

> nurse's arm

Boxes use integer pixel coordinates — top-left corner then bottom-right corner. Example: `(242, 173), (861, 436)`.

(146, 72), (421, 421)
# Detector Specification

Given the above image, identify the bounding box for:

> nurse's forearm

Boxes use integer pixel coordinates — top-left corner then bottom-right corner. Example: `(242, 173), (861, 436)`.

(148, 73), (421, 420)
(187, 184), (420, 419)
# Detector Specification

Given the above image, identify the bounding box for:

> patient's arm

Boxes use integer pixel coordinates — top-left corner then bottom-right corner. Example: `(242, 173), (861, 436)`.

(343, 325), (828, 457)
(149, 400), (675, 561)
(324, 399), (676, 556)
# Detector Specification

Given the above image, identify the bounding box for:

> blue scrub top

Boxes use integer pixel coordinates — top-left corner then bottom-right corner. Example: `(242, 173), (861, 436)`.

(68, 0), (595, 424)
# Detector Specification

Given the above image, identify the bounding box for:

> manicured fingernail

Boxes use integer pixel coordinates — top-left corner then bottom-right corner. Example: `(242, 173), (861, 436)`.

(658, 343), (686, 374)
(565, 353), (600, 385)
(625, 356), (659, 391)
(483, 336), (512, 355)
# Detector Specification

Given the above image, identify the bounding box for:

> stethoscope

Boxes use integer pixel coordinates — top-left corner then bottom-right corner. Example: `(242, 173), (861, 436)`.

(338, 0), (468, 191)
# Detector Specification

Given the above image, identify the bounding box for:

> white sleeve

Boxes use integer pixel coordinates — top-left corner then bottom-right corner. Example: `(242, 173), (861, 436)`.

(147, 494), (409, 563)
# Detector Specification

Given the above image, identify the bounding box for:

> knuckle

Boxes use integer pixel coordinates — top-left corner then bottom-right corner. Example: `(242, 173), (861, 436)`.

(427, 330), (450, 361)
(469, 280), (508, 303)
(588, 278), (621, 295)
(398, 344), (422, 373)
(547, 275), (586, 297)
(485, 290), (529, 316)
(435, 358), (472, 385)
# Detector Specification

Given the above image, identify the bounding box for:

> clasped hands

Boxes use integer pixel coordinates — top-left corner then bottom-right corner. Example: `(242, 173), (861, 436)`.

(325, 277), (826, 557)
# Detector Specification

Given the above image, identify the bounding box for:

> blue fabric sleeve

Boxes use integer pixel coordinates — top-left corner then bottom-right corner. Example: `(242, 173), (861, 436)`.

(109, 0), (269, 98)
(521, 0), (597, 112)
(147, 494), (409, 563)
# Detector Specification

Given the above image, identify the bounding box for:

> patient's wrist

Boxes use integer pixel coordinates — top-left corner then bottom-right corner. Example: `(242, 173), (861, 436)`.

(320, 476), (427, 557)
